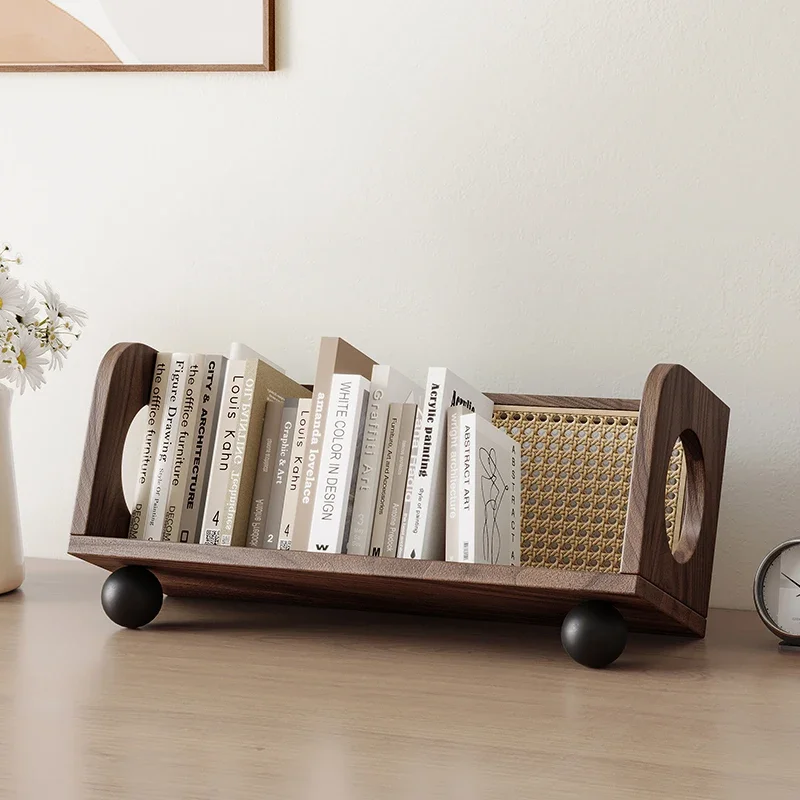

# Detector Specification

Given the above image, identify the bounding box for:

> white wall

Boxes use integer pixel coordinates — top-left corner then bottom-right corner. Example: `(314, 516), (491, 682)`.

(2, 0), (798, 611)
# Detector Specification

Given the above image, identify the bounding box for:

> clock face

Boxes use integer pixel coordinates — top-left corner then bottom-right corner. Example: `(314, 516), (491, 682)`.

(758, 542), (800, 639)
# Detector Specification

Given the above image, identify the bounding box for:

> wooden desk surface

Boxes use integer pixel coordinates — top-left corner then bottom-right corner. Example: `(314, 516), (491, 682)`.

(0, 559), (796, 800)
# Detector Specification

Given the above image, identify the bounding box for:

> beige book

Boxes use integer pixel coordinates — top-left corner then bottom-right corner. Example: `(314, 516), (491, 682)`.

(291, 338), (376, 551)
(200, 357), (311, 547)
(383, 404), (418, 558)
(245, 400), (284, 548)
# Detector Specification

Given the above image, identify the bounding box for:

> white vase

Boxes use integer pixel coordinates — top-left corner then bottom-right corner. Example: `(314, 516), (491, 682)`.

(0, 384), (24, 594)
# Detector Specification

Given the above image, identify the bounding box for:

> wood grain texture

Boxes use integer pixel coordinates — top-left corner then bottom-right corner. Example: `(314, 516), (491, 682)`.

(0, 559), (794, 800)
(621, 364), (730, 616)
(71, 343), (156, 539)
(68, 536), (704, 635)
(487, 393), (640, 411)
(0, 0), (275, 72)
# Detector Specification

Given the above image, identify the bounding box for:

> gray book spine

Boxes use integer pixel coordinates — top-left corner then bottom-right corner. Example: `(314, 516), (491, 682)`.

(368, 404), (403, 557)
(246, 400), (284, 548)
(384, 404), (417, 558)
(263, 400), (298, 549)
(340, 387), (371, 554)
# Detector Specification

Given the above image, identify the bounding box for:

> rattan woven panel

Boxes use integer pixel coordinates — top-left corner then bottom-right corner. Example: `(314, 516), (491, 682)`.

(493, 407), (685, 574)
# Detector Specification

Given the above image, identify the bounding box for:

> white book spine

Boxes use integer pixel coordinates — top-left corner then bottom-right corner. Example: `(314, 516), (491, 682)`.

(199, 359), (246, 545)
(307, 375), (371, 553)
(279, 399), (311, 550)
(128, 353), (171, 539)
(400, 369), (493, 560)
(395, 411), (422, 557)
(179, 355), (226, 544)
(457, 414), (476, 563)
(142, 354), (189, 541)
(347, 366), (422, 555)
(445, 406), (466, 562)
(162, 355), (204, 542)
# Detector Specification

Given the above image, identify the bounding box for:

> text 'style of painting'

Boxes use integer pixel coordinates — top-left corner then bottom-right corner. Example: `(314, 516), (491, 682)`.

(0, 0), (274, 71)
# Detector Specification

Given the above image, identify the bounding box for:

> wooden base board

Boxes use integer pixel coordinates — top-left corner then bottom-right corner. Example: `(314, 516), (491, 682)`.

(68, 536), (705, 637)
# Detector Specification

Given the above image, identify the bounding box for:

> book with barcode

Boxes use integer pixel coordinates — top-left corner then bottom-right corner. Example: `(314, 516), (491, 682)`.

(162, 355), (204, 542)
(456, 413), (520, 565)
(382, 403), (417, 558)
(307, 374), (370, 553)
(346, 366), (422, 555)
(200, 346), (311, 547)
(128, 352), (170, 540)
(178, 355), (226, 544)
(262, 399), (299, 548)
(398, 369), (493, 560)
(280, 398), (311, 550)
(142, 354), (190, 541)
(245, 400), (284, 548)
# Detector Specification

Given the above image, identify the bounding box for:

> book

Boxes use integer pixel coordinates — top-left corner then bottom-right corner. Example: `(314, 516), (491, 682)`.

(262, 399), (299, 548)
(162, 354), (204, 542)
(368, 403), (403, 557)
(128, 352), (171, 540)
(382, 403), (417, 558)
(346, 366), (422, 555)
(307, 374), (370, 553)
(292, 338), (376, 551)
(178, 355), (226, 544)
(278, 398), (311, 550)
(453, 414), (520, 565)
(444, 405), (467, 563)
(398, 369), (493, 560)
(199, 349), (311, 547)
(245, 400), (284, 548)
(142, 354), (190, 541)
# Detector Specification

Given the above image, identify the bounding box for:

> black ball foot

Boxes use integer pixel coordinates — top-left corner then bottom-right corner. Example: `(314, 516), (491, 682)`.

(101, 565), (163, 629)
(561, 601), (627, 668)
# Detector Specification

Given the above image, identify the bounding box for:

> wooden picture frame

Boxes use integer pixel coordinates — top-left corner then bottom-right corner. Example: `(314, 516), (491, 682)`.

(0, 0), (275, 72)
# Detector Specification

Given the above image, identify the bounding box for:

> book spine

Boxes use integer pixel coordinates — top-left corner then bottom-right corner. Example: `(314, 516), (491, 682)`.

(383, 404), (417, 558)
(368, 404), (403, 557)
(347, 377), (390, 555)
(142, 354), (189, 541)
(458, 414), (476, 563)
(308, 375), (370, 553)
(179, 355), (226, 544)
(395, 410), (422, 557)
(128, 352), (170, 539)
(263, 400), (298, 549)
(199, 359), (245, 545)
(445, 406), (465, 562)
(279, 399), (311, 550)
(246, 400), (284, 548)
(162, 355), (204, 542)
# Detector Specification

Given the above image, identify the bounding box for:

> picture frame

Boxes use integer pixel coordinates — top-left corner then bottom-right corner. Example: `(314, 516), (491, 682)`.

(0, 0), (275, 72)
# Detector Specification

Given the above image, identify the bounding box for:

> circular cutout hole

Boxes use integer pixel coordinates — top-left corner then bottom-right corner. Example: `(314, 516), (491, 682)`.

(665, 430), (706, 563)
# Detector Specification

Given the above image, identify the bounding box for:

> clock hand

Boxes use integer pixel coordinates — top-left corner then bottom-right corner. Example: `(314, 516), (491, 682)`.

(781, 572), (800, 590)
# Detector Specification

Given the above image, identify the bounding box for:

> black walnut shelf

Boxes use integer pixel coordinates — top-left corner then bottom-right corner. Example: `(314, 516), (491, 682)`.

(68, 343), (729, 651)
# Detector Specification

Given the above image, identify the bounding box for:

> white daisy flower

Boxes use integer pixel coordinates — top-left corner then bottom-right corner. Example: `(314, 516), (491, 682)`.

(0, 276), (26, 327)
(8, 329), (48, 393)
(16, 289), (40, 328)
(34, 282), (88, 328)
(0, 244), (21, 274)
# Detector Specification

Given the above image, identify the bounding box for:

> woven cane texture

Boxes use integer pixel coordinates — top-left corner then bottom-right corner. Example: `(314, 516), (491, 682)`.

(493, 407), (685, 573)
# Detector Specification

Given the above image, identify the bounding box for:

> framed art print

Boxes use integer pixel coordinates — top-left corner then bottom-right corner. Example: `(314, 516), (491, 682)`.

(0, 0), (275, 71)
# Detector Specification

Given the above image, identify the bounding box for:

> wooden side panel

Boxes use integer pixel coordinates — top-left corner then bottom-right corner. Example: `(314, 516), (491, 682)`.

(621, 365), (730, 616)
(71, 343), (156, 538)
